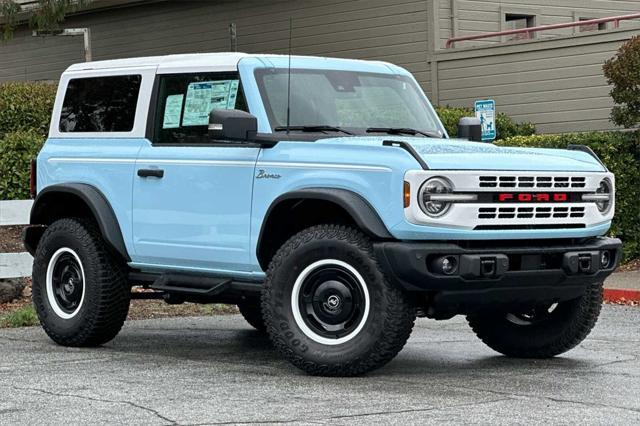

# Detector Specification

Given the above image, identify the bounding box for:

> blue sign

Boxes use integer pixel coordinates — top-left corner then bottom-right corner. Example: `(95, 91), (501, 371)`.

(475, 99), (496, 141)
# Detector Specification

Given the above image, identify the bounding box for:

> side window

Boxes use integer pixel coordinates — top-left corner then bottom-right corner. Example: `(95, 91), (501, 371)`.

(153, 73), (248, 144)
(59, 75), (141, 132)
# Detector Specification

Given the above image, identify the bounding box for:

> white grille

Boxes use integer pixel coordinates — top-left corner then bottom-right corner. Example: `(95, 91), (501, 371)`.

(479, 175), (586, 188)
(478, 206), (586, 220)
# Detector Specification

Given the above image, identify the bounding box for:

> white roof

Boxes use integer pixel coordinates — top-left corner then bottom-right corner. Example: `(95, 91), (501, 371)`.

(65, 52), (251, 72)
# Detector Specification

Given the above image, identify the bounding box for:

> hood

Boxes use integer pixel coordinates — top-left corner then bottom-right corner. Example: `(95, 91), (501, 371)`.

(317, 136), (606, 172)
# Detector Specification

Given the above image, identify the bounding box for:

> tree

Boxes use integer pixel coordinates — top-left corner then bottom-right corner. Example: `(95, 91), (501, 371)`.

(0, 0), (89, 40)
(603, 35), (640, 128)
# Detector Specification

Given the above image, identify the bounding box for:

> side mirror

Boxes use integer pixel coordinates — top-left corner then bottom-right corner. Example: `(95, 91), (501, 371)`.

(209, 109), (258, 141)
(457, 117), (482, 142)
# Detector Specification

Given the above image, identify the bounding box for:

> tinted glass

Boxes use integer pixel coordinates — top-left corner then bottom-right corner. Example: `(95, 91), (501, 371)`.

(59, 75), (142, 132)
(153, 73), (248, 144)
(254, 69), (441, 134)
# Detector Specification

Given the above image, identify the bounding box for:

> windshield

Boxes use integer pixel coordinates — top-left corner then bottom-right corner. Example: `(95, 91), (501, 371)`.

(254, 68), (443, 135)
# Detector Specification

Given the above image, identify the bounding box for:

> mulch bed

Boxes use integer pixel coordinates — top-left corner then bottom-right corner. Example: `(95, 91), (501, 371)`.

(618, 258), (640, 272)
(1, 278), (238, 325)
(0, 226), (25, 253)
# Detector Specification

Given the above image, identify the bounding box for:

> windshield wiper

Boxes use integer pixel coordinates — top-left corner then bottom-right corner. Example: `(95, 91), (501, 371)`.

(366, 127), (442, 138)
(274, 125), (353, 135)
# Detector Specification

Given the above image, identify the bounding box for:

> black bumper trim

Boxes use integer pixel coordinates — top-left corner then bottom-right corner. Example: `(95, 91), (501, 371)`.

(374, 236), (622, 293)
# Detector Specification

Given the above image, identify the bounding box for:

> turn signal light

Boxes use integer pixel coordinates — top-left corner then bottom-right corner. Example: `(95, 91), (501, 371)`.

(403, 181), (411, 208)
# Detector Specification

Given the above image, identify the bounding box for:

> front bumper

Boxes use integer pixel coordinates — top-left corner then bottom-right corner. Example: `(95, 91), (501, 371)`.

(374, 237), (622, 315)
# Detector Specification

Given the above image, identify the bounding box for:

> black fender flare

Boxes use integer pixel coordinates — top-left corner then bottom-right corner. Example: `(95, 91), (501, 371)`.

(26, 183), (130, 261)
(257, 188), (393, 254)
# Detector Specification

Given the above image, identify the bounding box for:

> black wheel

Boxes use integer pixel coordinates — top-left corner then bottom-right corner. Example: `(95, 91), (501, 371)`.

(32, 218), (130, 347)
(467, 281), (603, 358)
(237, 299), (266, 332)
(261, 225), (416, 376)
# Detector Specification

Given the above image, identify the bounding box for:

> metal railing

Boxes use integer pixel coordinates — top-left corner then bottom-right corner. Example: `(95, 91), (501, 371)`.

(446, 13), (640, 48)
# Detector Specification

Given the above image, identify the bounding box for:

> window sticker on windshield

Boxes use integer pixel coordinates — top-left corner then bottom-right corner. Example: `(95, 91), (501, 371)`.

(182, 80), (239, 126)
(162, 94), (184, 129)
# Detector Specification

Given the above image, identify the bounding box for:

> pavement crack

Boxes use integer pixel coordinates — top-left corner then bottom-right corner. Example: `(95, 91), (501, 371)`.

(11, 385), (177, 425)
(200, 398), (511, 424)
(439, 382), (640, 414)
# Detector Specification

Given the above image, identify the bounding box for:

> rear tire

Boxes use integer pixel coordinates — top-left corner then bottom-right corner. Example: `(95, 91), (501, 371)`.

(32, 218), (130, 347)
(467, 281), (603, 358)
(262, 225), (415, 376)
(237, 299), (266, 332)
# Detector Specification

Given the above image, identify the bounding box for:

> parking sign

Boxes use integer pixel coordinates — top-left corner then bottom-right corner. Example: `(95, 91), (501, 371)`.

(474, 100), (496, 141)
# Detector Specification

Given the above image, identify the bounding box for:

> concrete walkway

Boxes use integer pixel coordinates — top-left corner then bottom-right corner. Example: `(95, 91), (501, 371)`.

(605, 271), (640, 291)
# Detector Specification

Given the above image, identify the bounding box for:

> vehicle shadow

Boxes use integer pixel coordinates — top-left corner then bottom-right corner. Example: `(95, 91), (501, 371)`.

(99, 320), (595, 378)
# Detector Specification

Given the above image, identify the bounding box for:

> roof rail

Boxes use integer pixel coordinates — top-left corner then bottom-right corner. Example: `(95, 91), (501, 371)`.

(446, 13), (640, 48)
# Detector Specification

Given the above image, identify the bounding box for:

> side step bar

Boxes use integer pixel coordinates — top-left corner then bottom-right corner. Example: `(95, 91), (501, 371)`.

(128, 271), (263, 301)
(151, 274), (231, 296)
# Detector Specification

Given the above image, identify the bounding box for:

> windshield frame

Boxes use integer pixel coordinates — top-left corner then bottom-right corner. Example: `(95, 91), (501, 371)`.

(253, 67), (446, 137)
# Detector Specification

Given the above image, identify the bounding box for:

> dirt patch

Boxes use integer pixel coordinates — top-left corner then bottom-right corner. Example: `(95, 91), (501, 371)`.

(0, 226), (25, 253)
(0, 278), (239, 327)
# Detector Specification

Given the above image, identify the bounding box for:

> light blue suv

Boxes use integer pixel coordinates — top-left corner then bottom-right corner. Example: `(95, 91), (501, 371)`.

(24, 53), (621, 376)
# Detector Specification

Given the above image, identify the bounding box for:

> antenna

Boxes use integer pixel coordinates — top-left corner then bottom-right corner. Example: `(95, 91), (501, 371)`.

(286, 17), (292, 135)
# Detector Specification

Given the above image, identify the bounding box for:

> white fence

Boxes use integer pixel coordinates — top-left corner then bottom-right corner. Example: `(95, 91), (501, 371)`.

(0, 200), (33, 279)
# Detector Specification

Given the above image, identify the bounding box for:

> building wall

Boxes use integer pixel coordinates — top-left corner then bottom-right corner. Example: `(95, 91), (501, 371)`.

(0, 0), (432, 94)
(0, 0), (638, 133)
(437, 0), (640, 49)
(431, 28), (636, 133)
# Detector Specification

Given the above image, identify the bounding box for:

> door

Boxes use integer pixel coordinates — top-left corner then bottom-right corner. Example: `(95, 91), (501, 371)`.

(132, 71), (260, 274)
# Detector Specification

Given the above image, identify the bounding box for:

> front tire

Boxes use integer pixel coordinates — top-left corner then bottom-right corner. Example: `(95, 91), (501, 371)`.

(467, 281), (603, 358)
(261, 225), (416, 376)
(32, 218), (130, 347)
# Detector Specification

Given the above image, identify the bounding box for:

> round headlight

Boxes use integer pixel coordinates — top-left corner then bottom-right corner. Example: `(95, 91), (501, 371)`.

(595, 178), (612, 214)
(419, 177), (453, 217)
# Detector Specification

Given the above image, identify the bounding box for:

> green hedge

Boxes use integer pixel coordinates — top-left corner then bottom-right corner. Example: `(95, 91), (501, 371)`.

(0, 82), (54, 200)
(0, 81), (57, 137)
(0, 129), (44, 200)
(496, 132), (640, 262)
(436, 106), (536, 139)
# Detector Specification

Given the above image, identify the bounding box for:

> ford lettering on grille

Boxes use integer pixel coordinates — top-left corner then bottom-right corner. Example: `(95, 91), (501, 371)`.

(497, 193), (569, 203)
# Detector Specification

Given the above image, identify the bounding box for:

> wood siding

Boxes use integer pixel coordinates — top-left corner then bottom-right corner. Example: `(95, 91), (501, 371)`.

(0, 0), (431, 90)
(432, 29), (636, 133)
(1, 0), (638, 133)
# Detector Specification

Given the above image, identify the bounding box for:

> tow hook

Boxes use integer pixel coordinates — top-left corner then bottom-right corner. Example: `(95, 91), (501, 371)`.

(563, 251), (599, 275)
(459, 254), (509, 279)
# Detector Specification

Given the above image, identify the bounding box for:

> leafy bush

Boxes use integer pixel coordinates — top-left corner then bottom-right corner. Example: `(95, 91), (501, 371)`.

(436, 106), (536, 139)
(497, 132), (640, 261)
(0, 130), (44, 200)
(0, 81), (57, 137)
(603, 35), (640, 128)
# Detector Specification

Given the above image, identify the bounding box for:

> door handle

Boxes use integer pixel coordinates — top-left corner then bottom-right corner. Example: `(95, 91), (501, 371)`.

(137, 168), (164, 178)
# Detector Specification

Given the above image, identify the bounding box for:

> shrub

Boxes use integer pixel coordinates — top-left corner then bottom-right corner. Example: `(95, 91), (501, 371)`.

(497, 132), (640, 261)
(603, 35), (640, 128)
(436, 106), (536, 139)
(0, 81), (57, 137)
(0, 130), (45, 200)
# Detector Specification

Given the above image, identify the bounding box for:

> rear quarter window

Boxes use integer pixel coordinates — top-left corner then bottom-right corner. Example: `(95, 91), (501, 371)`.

(59, 75), (142, 132)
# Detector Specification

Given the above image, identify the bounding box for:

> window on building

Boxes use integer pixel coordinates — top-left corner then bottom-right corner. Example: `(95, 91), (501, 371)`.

(505, 13), (537, 40)
(59, 75), (141, 132)
(153, 73), (248, 144)
(577, 17), (607, 32)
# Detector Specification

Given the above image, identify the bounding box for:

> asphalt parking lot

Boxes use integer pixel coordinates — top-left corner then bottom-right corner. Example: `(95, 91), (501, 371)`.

(0, 305), (638, 425)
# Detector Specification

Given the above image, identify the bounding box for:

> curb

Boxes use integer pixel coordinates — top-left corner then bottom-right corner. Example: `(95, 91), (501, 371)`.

(604, 288), (640, 303)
